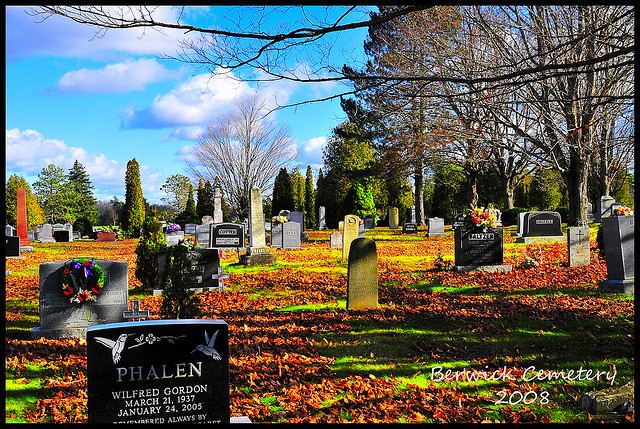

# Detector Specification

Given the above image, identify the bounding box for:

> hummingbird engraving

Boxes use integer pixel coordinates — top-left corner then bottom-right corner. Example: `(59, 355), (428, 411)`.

(94, 333), (134, 364)
(192, 330), (221, 360)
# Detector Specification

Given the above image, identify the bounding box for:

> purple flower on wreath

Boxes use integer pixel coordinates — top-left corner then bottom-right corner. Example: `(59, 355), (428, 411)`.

(166, 223), (181, 233)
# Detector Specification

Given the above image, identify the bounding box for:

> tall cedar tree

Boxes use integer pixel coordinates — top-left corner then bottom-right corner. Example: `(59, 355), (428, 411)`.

(176, 183), (198, 225)
(304, 165), (316, 229)
(159, 244), (202, 319)
(272, 167), (294, 215)
(5, 174), (45, 229)
(122, 159), (145, 238)
(196, 179), (206, 219)
(291, 166), (306, 212)
(67, 160), (99, 225)
(134, 206), (167, 291)
(33, 164), (75, 223)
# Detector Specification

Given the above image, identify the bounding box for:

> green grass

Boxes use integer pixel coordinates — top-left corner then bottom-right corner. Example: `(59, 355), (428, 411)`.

(276, 301), (345, 312)
(5, 363), (53, 423)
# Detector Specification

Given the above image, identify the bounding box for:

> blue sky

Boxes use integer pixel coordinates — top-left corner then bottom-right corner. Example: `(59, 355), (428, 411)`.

(5, 6), (372, 203)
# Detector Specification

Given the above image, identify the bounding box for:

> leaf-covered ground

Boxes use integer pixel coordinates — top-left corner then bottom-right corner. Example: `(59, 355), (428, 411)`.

(5, 226), (634, 423)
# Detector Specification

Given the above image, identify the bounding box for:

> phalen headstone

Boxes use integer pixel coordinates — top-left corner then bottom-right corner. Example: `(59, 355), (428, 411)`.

(427, 217), (445, 237)
(342, 215), (360, 261)
(454, 227), (512, 273)
(599, 215), (634, 294)
(568, 226), (590, 267)
(32, 259), (129, 339)
(388, 207), (399, 229)
(87, 319), (230, 424)
(346, 238), (378, 310)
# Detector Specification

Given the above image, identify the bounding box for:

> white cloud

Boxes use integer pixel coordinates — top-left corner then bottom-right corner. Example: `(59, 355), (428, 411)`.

(7, 6), (198, 61)
(293, 135), (327, 170)
(57, 58), (185, 93)
(5, 128), (166, 202)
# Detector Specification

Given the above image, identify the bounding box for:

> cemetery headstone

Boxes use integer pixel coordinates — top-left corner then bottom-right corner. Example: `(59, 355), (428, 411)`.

(454, 227), (512, 272)
(338, 221), (344, 232)
(389, 207), (399, 229)
(6, 236), (21, 258)
(282, 222), (302, 249)
(330, 231), (342, 249)
(97, 231), (117, 242)
(599, 215), (634, 294)
(201, 215), (214, 225)
(358, 222), (365, 237)
(407, 206), (416, 224)
(155, 248), (223, 295)
(318, 206), (326, 230)
(289, 211), (306, 241)
(270, 222), (283, 248)
(452, 213), (465, 228)
(17, 186), (30, 247)
(27, 230), (38, 241)
(587, 202), (595, 222)
(195, 225), (211, 247)
(185, 223), (197, 235)
(73, 231), (81, 240)
(39, 224), (56, 243)
(165, 230), (185, 247)
(346, 238), (378, 310)
(241, 187), (276, 266)
(568, 226), (590, 267)
(6, 224), (16, 236)
(213, 186), (223, 224)
(342, 214), (360, 261)
(32, 259), (129, 339)
(516, 211), (564, 243)
(516, 212), (527, 236)
(402, 222), (418, 234)
(53, 229), (72, 242)
(495, 209), (502, 226)
(596, 196), (617, 220)
(264, 221), (271, 232)
(427, 217), (445, 237)
(64, 222), (74, 242)
(87, 319), (230, 424)
(122, 299), (150, 321)
(210, 223), (245, 248)
(363, 215), (375, 230)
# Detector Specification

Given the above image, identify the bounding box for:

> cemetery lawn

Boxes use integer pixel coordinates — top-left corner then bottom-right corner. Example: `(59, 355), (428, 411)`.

(5, 227), (634, 423)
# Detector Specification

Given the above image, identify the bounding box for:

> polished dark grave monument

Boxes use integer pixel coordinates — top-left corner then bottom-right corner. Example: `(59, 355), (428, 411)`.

(454, 227), (512, 273)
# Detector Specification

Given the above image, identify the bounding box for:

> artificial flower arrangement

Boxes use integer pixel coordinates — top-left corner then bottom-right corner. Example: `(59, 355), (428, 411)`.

(178, 237), (202, 250)
(464, 206), (499, 231)
(613, 206), (634, 216)
(61, 258), (105, 303)
(166, 223), (181, 233)
(272, 215), (289, 223)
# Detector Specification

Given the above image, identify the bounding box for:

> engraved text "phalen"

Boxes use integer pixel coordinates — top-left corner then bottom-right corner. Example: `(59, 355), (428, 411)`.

(116, 362), (202, 382)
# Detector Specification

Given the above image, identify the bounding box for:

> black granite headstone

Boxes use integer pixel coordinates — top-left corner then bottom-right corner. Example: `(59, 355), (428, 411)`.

(523, 211), (562, 236)
(454, 227), (504, 266)
(210, 223), (244, 248)
(53, 229), (71, 242)
(363, 215), (375, 230)
(87, 319), (230, 424)
(6, 236), (20, 257)
(452, 213), (465, 228)
(402, 223), (418, 234)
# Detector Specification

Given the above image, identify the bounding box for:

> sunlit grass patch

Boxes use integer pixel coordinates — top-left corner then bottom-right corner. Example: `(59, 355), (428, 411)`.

(276, 301), (345, 312)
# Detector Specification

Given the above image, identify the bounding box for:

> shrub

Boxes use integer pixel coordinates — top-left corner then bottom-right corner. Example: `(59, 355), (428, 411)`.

(134, 209), (166, 291)
(159, 244), (202, 319)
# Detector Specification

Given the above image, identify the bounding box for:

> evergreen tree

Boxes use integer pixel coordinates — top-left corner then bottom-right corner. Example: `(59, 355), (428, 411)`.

(272, 167), (294, 215)
(196, 179), (206, 219)
(304, 165), (316, 229)
(159, 244), (202, 319)
(175, 183), (198, 225)
(346, 181), (377, 219)
(5, 174), (45, 229)
(67, 160), (99, 224)
(122, 158), (146, 238)
(430, 162), (467, 223)
(291, 166), (306, 212)
(134, 207), (167, 291)
(33, 164), (75, 223)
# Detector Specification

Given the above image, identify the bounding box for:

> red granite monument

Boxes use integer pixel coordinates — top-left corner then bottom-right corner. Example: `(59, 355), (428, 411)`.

(17, 187), (30, 246)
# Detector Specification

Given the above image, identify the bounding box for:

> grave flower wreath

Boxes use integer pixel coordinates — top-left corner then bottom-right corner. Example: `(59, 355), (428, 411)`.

(465, 206), (498, 231)
(61, 258), (105, 303)
(272, 215), (288, 223)
(166, 223), (181, 233)
(613, 206), (634, 216)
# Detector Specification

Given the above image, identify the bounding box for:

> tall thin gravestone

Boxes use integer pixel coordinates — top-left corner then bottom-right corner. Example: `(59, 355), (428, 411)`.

(318, 206), (326, 230)
(241, 187), (276, 266)
(389, 207), (399, 229)
(599, 216), (634, 294)
(568, 226), (590, 267)
(342, 214), (359, 261)
(213, 186), (223, 224)
(347, 238), (378, 310)
(17, 187), (32, 248)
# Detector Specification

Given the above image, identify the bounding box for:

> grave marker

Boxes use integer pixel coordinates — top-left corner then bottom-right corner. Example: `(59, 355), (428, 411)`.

(516, 211), (564, 243)
(454, 227), (512, 273)
(568, 226), (590, 267)
(185, 224), (197, 235)
(427, 217), (445, 237)
(342, 214), (359, 261)
(402, 222), (418, 234)
(32, 259), (129, 339)
(97, 231), (117, 242)
(213, 186), (224, 224)
(210, 223), (244, 248)
(330, 231), (342, 249)
(318, 206), (326, 230)
(122, 300), (150, 321)
(241, 187), (276, 266)
(389, 207), (399, 229)
(87, 319), (230, 424)
(347, 238), (378, 310)
(39, 224), (56, 243)
(6, 236), (21, 258)
(363, 215), (375, 230)
(599, 216), (634, 294)
(195, 225), (211, 247)
(17, 186), (30, 247)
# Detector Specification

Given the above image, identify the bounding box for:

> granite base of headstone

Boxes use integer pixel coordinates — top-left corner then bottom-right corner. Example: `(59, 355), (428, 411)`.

(346, 238), (378, 310)
(454, 227), (512, 273)
(32, 259), (129, 339)
(87, 319), (231, 424)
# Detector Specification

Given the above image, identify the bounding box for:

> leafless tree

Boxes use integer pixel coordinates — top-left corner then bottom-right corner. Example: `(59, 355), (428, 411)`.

(187, 95), (295, 218)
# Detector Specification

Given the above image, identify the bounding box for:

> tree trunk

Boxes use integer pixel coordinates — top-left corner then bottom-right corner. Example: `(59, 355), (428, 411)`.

(414, 162), (426, 226)
(467, 169), (479, 208)
(599, 117), (615, 197)
(503, 176), (515, 209)
(564, 152), (590, 226)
